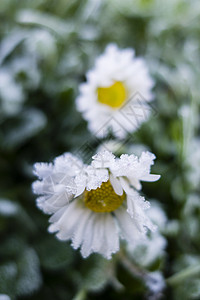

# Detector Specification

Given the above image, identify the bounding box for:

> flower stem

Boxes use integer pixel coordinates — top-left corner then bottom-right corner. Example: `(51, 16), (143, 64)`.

(72, 289), (87, 300)
(166, 264), (200, 286)
(118, 251), (147, 280)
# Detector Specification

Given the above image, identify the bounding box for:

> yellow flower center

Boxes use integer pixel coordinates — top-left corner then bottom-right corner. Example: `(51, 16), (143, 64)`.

(84, 180), (125, 213)
(97, 81), (127, 108)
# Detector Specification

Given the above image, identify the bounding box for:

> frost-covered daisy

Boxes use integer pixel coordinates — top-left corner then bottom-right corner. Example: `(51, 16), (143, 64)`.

(76, 44), (154, 139)
(32, 150), (160, 259)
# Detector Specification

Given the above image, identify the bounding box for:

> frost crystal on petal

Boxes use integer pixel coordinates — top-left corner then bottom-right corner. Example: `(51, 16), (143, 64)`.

(92, 150), (115, 169)
(85, 166), (109, 191)
(111, 151), (160, 190)
(33, 162), (53, 179)
(32, 153), (83, 214)
(54, 152), (84, 175)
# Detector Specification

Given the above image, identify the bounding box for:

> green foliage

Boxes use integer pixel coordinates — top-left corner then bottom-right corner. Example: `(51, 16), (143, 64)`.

(36, 237), (74, 271)
(1, 0), (200, 299)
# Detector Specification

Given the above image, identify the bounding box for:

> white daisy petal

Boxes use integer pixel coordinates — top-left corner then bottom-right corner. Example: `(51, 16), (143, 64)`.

(127, 201), (167, 268)
(85, 166), (109, 191)
(72, 208), (93, 249)
(103, 214), (120, 258)
(80, 213), (97, 258)
(89, 214), (108, 254)
(112, 151), (160, 189)
(114, 207), (143, 245)
(37, 193), (71, 214)
(36, 196), (48, 212)
(110, 173), (123, 196)
(126, 191), (150, 218)
(127, 177), (142, 190)
(81, 213), (119, 259)
(54, 152), (84, 175)
(139, 174), (161, 182)
(74, 174), (87, 197)
(54, 201), (85, 240)
(33, 162), (53, 179)
(49, 205), (69, 224)
(126, 194), (156, 233)
(32, 180), (44, 195)
(92, 150), (115, 169)
(47, 191), (73, 208)
(119, 177), (134, 195)
(74, 184), (86, 198)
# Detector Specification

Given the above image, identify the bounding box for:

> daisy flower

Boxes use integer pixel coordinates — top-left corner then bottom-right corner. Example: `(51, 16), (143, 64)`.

(32, 150), (160, 259)
(76, 44), (154, 139)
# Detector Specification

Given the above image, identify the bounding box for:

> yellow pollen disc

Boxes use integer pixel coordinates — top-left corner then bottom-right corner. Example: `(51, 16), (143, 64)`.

(97, 81), (127, 108)
(84, 180), (125, 213)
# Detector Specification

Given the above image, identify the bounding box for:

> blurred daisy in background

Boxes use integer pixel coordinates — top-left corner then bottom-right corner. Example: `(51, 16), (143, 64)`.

(33, 150), (160, 259)
(76, 44), (154, 139)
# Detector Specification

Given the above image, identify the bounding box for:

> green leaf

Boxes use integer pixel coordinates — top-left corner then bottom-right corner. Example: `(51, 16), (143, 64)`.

(0, 30), (28, 65)
(0, 262), (17, 296)
(3, 108), (47, 149)
(72, 255), (111, 292)
(36, 237), (74, 270)
(16, 248), (42, 296)
(16, 9), (75, 38)
(0, 199), (19, 217)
